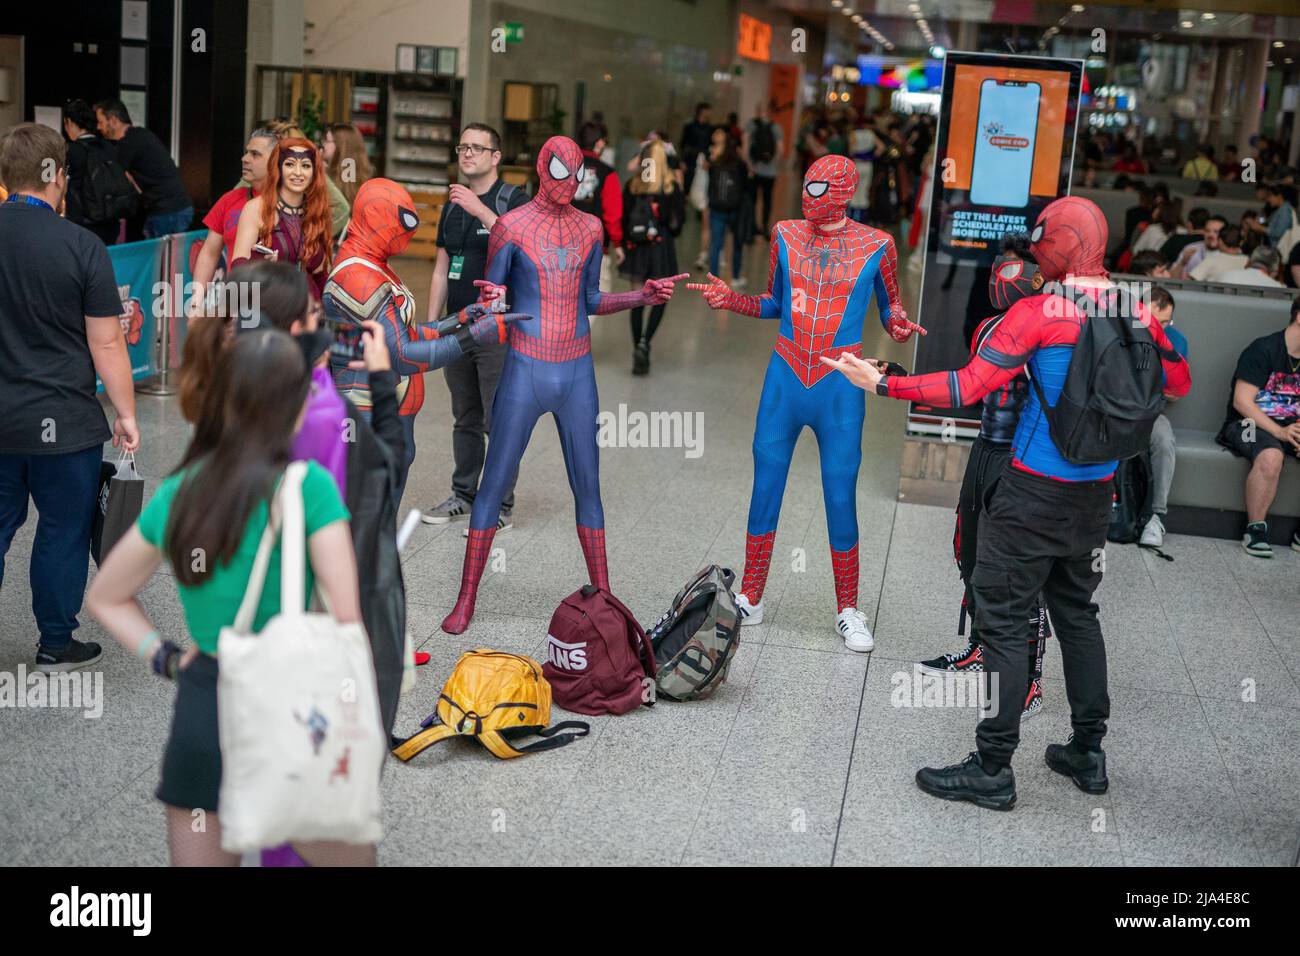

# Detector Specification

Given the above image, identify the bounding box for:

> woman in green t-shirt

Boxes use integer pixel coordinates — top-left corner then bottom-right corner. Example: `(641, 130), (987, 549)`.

(87, 331), (371, 866)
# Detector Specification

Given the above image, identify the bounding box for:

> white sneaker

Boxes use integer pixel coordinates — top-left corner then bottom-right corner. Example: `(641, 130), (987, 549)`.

(1139, 514), (1165, 548)
(735, 592), (764, 626)
(838, 607), (874, 653)
(731, 275), (747, 289)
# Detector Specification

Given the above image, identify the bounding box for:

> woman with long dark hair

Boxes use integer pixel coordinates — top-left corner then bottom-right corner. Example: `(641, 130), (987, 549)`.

(322, 123), (373, 210)
(87, 331), (374, 866)
(231, 137), (333, 298)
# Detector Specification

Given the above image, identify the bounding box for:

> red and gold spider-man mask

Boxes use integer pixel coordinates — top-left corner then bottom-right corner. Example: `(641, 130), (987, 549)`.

(1028, 196), (1109, 281)
(802, 154), (858, 226)
(535, 135), (583, 207)
(988, 254), (1043, 310)
(342, 178), (420, 261)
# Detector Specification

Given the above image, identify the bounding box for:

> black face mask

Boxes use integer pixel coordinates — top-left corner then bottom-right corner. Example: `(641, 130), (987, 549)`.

(297, 327), (332, 365)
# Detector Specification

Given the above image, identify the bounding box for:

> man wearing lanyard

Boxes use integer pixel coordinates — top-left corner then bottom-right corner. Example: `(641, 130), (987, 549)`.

(0, 124), (141, 672)
(424, 123), (529, 531)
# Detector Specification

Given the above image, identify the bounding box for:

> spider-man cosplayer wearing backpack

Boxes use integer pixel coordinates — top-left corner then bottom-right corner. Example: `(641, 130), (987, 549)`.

(326, 178), (526, 504)
(920, 243), (1052, 723)
(440, 136), (688, 635)
(690, 154), (924, 652)
(827, 196), (1190, 810)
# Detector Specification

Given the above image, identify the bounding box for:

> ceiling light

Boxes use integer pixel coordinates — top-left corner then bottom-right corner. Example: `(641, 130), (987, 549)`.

(831, 1), (843, 7)
(1071, 3), (1085, 11)
(1201, 12), (1215, 19)
(1180, 20), (1193, 28)
(1274, 41), (1284, 48)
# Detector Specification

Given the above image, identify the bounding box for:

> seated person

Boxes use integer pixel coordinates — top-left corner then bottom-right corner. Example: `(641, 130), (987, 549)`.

(1129, 250), (1170, 278)
(1216, 296), (1300, 557)
(1189, 225), (1247, 282)
(1217, 246), (1285, 289)
(1141, 286), (1188, 548)
(1174, 214), (1226, 278)
(1160, 207), (1209, 263)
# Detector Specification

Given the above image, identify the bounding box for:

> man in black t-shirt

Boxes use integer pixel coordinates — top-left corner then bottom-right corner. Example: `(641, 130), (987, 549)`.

(0, 124), (141, 672)
(1217, 296), (1300, 556)
(95, 98), (192, 238)
(423, 122), (529, 531)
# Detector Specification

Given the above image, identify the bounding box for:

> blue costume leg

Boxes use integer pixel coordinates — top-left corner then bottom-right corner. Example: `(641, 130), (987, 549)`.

(740, 357), (805, 604)
(811, 374), (866, 611)
(550, 357), (608, 588)
(444, 353), (542, 634)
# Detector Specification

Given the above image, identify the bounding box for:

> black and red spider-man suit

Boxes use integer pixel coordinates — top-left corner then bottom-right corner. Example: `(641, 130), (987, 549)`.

(441, 136), (685, 634)
(878, 196), (1190, 479)
(326, 178), (523, 502)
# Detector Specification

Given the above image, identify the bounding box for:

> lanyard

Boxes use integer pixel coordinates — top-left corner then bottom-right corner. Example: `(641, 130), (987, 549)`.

(5, 193), (53, 212)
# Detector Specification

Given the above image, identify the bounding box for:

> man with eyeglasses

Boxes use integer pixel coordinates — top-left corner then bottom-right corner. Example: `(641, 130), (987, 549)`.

(424, 123), (530, 531)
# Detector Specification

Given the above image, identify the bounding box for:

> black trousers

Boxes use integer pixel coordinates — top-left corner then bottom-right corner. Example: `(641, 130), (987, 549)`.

(444, 341), (517, 510)
(972, 466), (1112, 765)
(956, 437), (1049, 684)
(751, 175), (775, 232)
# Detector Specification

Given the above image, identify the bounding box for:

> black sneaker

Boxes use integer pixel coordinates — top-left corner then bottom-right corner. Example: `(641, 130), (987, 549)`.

(1291, 530), (1300, 554)
(632, 343), (649, 376)
(35, 638), (103, 673)
(1045, 739), (1109, 794)
(920, 641), (983, 675)
(915, 752), (1017, 811)
(1242, 521), (1272, 557)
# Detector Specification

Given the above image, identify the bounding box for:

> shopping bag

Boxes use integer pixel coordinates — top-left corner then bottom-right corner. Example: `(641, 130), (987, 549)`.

(689, 154), (709, 212)
(91, 452), (144, 566)
(216, 461), (385, 852)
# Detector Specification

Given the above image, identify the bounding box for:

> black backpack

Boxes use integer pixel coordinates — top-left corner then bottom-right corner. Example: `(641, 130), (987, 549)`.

(1107, 452), (1152, 544)
(1030, 285), (1164, 465)
(79, 146), (139, 225)
(624, 194), (660, 246)
(749, 121), (776, 165)
(708, 164), (743, 211)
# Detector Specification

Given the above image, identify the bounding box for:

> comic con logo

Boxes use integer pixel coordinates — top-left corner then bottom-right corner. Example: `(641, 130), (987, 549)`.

(983, 121), (1029, 151)
(117, 285), (144, 346)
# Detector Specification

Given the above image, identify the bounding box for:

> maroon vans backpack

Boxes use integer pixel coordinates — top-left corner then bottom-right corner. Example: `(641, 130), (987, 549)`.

(542, 585), (656, 716)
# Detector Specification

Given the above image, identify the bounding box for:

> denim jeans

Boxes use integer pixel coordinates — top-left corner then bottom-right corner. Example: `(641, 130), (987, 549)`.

(708, 209), (743, 279)
(0, 446), (104, 648)
(143, 207), (194, 238)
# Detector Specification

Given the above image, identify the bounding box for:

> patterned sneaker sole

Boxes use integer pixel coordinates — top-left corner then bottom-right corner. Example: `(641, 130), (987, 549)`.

(422, 512), (468, 525)
(1020, 697), (1043, 722)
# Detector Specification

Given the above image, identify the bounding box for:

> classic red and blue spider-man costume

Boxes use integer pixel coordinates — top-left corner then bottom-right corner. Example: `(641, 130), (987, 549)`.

(441, 136), (687, 634)
(691, 154), (923, 650)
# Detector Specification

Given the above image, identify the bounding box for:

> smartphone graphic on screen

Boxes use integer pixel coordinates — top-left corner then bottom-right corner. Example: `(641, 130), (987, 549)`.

(969, 79), (1041, 208)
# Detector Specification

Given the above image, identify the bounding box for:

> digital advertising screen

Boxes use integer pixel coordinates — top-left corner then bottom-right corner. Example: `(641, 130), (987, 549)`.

(909, 52), (1082, 434)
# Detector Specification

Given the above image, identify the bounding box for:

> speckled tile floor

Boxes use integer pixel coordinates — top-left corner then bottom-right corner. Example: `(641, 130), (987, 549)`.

(2, 221), (1297, 867)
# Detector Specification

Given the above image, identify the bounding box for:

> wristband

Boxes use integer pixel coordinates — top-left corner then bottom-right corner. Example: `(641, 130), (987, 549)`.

(136, 631), (160, 660)
(876, 376), (891, 397)
(151, 639), (183, 679)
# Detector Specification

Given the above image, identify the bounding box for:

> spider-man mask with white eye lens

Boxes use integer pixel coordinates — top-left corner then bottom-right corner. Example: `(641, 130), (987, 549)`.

(1028, 195), (1109, 281)
(988, 253), (1043, 310)
(535, 135), (583, 207)
(802, 154), (858, 226)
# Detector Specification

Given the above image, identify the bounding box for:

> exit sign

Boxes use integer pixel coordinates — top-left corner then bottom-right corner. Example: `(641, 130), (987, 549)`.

(504, 22), (524, 43)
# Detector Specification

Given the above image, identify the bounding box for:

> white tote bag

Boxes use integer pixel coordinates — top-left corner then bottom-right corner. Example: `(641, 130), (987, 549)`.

(689, 154), (709, 212)
(216, 461), (385, 852)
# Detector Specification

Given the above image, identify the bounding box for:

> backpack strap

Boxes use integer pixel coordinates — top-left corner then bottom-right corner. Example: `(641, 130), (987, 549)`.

(495, 182), (517, 217)
(481, 721), (591, 759)
(599, 588), (658, 680)
(390, 722), (457, 762)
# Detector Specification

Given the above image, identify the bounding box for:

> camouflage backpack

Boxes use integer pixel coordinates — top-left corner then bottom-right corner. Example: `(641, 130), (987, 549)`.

(646, 566), (741, 701)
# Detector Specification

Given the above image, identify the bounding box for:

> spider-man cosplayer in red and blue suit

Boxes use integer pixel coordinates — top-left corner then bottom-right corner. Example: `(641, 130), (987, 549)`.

(326, 178), (526, 504)
(441, 136), (687, 634)
(691, 154), (924, 650)
(831, 196), (1191, 789)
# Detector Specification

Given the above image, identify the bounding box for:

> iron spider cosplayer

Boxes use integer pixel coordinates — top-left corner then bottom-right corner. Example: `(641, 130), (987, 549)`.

(441, 136), (687, 634)
(326, 178), (525, 503)
(690, 154), (924, 651)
